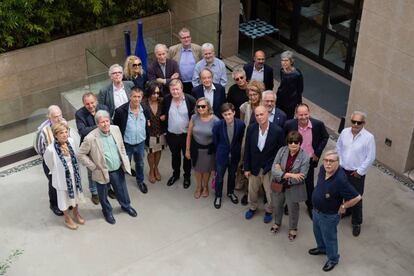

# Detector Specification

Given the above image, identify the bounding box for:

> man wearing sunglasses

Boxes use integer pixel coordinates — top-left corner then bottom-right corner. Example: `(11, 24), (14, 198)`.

(336, 111), (376, 237)
(243, 50), (274, 91)
(284, 103), (329, 219)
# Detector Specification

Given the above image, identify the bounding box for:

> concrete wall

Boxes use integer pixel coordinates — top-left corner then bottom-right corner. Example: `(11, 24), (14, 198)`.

(0, 12), (171, 127)
(347, 0), (414, 173)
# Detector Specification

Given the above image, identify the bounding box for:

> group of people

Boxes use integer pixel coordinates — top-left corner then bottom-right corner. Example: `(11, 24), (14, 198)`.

(34, 27), (376, 272)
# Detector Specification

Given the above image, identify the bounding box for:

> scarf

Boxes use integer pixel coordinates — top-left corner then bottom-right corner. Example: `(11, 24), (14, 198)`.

(54, 140), (83, 199)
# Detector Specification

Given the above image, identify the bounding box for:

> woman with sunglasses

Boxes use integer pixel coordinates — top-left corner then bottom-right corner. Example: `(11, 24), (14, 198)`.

(142, 80), (166, 183)
(270, 130), (310, 241)
(185, 98), (219, 198)
(123, 55), (147, 90)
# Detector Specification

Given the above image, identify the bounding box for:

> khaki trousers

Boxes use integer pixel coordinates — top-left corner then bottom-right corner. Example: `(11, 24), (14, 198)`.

(248, 170), (272, 213)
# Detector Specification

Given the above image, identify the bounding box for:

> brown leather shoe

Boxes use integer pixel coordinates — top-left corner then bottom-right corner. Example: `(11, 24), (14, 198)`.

(91, 194), (99, 205)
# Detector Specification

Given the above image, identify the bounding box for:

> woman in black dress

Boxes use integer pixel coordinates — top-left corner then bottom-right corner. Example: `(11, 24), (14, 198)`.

(276, 51), (303, 119)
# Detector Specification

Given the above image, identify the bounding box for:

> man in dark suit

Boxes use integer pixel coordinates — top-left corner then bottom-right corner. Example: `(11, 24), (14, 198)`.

(244, 105), (285, 223)
(148, 43), (180, 96)
(98, 64), (135, 118)
(161, 79), (196, 189)
(113, 87), (151, 194)
(191, 68), (226, 118)
(212, 103), (246, 209)
(243, 50), (274, 91)
(284, 103), (329, 218)
(75, 92), (110, 204)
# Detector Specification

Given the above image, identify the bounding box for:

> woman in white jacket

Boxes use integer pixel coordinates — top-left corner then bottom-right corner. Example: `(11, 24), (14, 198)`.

(44, 122), (85, 230)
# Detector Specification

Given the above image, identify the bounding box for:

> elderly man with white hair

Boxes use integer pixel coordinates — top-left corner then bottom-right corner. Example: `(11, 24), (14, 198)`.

(336, 111), (375, 237)
(148, 43), (180, 96)
(98, 64), (135, 118)
(34, 105), (79, 216)
(192, 42), (227, 87)
(77, 110), (137, 225)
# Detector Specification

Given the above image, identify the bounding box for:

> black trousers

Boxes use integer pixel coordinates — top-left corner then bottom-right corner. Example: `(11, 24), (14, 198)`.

(305, 163), (315, 209)
(182, 82), (193, 95)
(344, 170), (365, 225)
(42, 160), (58, 208)
(166, 132), (191, 179)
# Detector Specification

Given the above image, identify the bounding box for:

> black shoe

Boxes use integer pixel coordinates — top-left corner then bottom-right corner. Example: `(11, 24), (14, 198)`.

(214, 197), (222, 209)
(131, 169), (136, 177)
(241, 194), (248, 206)
(122, 207), (137, 217)
(183, 177), (191, 189)
(307, 207), (313, 220)
(352, 224), (361, 237)
(284, 205), (289, 215)
(167, 175), (179, 186)
(322, 261), (337, 272)
(308, 248), (325, 255)
(108, 188), (116, 199)
(137, 182), (148, 194)
(227, 193), (239, 204)
(103, 213), (116, 224)
(50, 205), (63, 216)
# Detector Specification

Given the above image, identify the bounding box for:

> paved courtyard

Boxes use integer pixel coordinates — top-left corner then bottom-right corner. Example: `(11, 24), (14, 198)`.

(1, 138), (414, 276)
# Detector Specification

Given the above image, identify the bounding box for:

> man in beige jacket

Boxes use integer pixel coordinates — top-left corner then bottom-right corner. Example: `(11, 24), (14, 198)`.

(77, 110), (137, 224)
(169, 27), (202, 94)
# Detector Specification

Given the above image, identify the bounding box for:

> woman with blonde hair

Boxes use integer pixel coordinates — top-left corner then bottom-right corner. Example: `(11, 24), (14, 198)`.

(44, 122), (85, 230)
(185, 98), (219, 198)
(237, 79), (265, 205)
(123, 55), (147, 89)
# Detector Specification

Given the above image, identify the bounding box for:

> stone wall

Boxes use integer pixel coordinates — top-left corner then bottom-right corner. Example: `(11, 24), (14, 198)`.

(347, 0), (414, 173)
(0, 12), (171, 127)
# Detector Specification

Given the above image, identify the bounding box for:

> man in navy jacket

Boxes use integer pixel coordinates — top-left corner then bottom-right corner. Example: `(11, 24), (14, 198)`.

(191, 68), (226, 118)
(244, 105), (285, 223)
(243, 50), (274, 91)
(212, 103), (245, 209)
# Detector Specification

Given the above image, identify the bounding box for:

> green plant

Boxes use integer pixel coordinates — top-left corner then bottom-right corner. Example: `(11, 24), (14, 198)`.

(0, 249), (24, 275)
(0, 0), (168, 53)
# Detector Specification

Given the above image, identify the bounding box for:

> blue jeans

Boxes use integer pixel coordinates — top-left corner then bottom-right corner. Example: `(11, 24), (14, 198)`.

(215, 162), (238, 197)
(96, 168), (131, 217)
(87, 168), (98, 195)
(125, 142), (145, 184)
(312, 210), (341, 264)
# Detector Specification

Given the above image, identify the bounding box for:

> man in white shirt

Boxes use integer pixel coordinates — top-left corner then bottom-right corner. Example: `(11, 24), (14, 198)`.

(336, 111), (376, 237)
(98, 64), (135, 118)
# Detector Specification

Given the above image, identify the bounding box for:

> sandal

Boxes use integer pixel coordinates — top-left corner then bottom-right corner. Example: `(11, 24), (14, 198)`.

(64, 219), (78, 230)
(288, 229), (297, 241)
(270, 224), (280, 234)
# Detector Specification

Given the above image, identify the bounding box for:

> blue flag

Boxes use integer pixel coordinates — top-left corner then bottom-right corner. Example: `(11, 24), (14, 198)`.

(135, 21), (148, 72)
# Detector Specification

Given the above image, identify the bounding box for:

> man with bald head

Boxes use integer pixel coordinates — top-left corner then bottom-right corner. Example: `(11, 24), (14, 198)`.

(243, 105), (285, 223)
(35, 105), (79, 216)
(244, 50), (274, 91)
(148, 43), (180, 96)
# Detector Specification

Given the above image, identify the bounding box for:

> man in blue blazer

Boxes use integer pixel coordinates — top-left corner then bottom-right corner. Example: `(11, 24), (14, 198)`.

(284, 103), (329, 218)
(191, 68), (226, 118)
(244, 105), (285, 223)
(243, 50), (274, 91)
(212, 103), (246, 209)
(98, 64), (135, 118)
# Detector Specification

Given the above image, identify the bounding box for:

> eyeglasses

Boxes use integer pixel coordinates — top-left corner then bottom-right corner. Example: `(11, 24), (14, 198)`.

(351, 120), (364, 125)
(248, 93), (259, 98)
(235, 76), (244, 81)
(111, 71), (122, 75)
(323, 159), (338, 164)
(152, 92), (160, 95)
(197, 105), (207, 109)
(288, 140), (300, 145)
(180, 36), (191, 39)
(132, 63), (142, 68)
